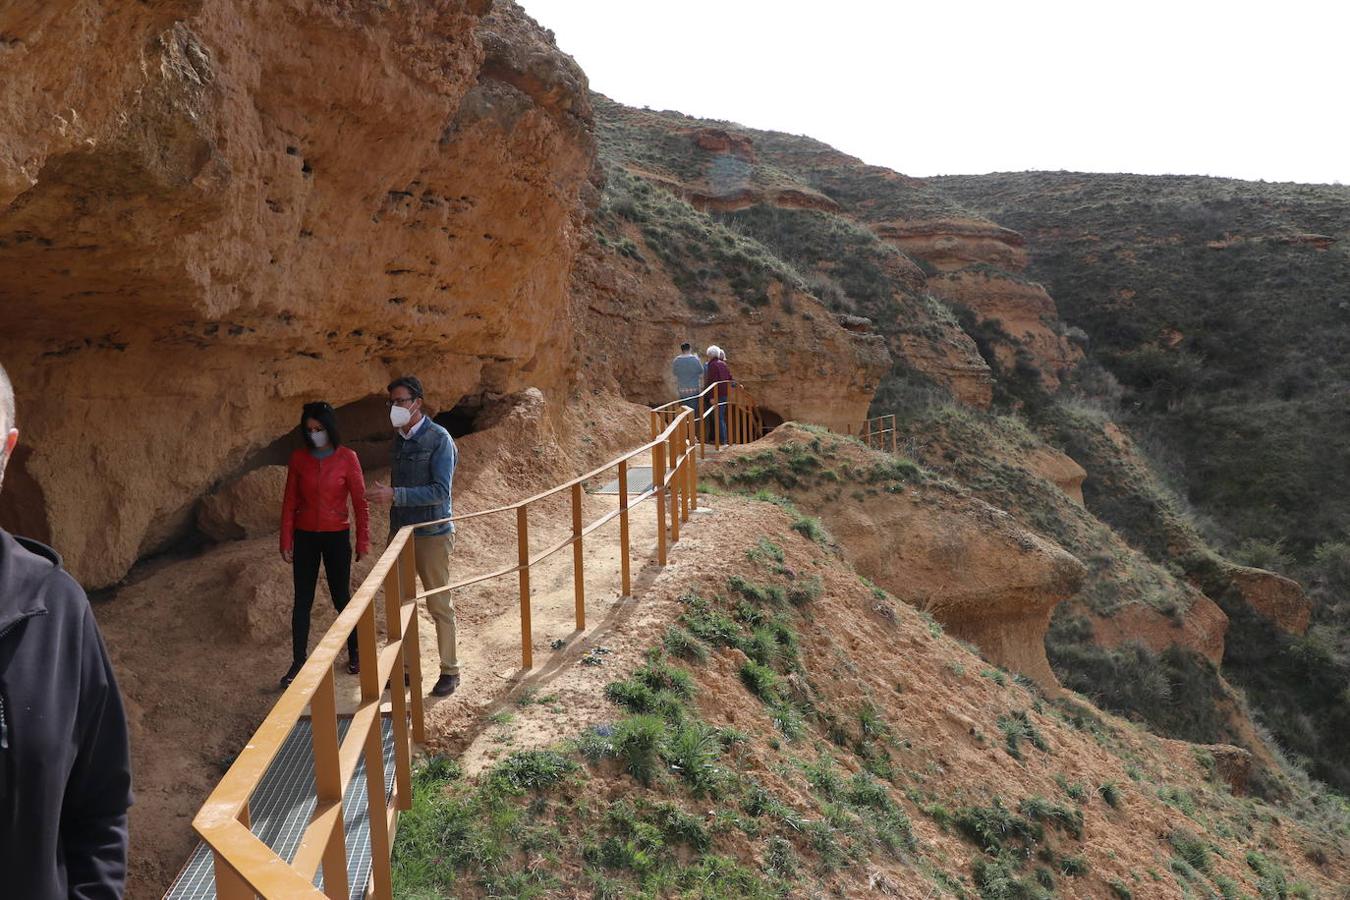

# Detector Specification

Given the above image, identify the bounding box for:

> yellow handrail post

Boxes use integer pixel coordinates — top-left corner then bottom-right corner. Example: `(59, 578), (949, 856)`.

(363, 713), (394, 900)
(211, 849), (252, 900)
(618, 460), (632, 597)
(381, 564), (412, 810)
(649, 410), (658, 440)
(734, 385), (745, 445)
(668, 428), (681, 545)
(891, 416), (898, 454)
(357, 603), (394, 899)
(687, 414), (698, 514)
(713, 389), (723, 451)
(679, 422), (690, 523)
(653, 441), (667, 566)
(213, 800), (252, 900)
(400, 539), (426, 744)
(310, 668), (350, 900)
(517, 506), (532, 670)
(571, 482), (585, 631)
(696, 394), (706, 459)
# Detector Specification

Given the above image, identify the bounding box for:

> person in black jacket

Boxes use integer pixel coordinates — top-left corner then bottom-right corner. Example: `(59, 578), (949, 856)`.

(0, 363), (132, 899)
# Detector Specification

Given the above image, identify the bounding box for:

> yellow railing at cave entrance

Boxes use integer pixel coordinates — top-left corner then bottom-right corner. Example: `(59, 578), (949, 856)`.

(190, 385), (762, 899)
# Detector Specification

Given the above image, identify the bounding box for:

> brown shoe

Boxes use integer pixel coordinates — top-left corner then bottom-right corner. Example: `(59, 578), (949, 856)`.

(431, 674), (460, 697)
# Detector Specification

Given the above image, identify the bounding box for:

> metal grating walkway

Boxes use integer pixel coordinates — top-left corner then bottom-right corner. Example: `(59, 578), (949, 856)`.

(592, 466), (654, 495)
(164, 716), (397, 900)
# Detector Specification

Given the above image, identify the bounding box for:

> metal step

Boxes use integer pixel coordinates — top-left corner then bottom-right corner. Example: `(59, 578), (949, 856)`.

(164, 716), (396, 899)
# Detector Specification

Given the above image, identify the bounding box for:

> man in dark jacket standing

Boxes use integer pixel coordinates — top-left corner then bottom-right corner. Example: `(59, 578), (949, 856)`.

(0, 364), (133, 899)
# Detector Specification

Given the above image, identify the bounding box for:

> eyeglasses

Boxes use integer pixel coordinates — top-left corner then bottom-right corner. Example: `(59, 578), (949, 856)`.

(387, 396), (418, 407)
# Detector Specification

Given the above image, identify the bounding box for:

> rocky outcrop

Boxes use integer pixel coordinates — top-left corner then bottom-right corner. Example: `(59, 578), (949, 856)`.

(871, 219), (1028, 272)
(572, 236), (889, 434)
(689, 128), (756, 162)
(1090, 592), (1229, 667)
(1223, 564), (1312, 636)
(703, 425), (1086, 688)
(927, 268), (1083, 391)
(0, 0), (593, 586)
(1202, 743), (1254, 796)
(197, 466), (289, 542)
(1023, 447), (1086, 504)
(894, 332), (994, 408)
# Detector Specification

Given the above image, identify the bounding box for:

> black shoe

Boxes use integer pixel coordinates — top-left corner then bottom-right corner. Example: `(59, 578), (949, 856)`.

(280, 660), (304, 688)
(346, 651), (360, 676)
(431, 674), (460, 697)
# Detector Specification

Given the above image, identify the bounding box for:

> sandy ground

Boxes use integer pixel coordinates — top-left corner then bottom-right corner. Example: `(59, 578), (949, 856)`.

(333, 490), (667, 731)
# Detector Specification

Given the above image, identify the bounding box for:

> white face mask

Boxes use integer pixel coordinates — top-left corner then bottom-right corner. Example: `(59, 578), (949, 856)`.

(309, 430), (329, 448)
(390, 404), (413, 428)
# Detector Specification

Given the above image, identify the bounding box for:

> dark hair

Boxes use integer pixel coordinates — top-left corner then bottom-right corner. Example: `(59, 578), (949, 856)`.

(387, 375), (424, 399)
(680, 342), (691, 352)
(299, 401), (341, 449)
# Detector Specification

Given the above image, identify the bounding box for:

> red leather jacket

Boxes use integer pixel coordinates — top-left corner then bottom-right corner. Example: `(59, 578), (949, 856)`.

(280, 446), (370, 555)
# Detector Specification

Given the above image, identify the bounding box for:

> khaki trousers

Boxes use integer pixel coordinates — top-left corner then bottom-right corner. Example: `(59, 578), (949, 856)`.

(415, 532), (458, 675)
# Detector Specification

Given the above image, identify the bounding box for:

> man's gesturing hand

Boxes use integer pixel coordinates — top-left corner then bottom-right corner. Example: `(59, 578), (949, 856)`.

(366, 481), (394, 505)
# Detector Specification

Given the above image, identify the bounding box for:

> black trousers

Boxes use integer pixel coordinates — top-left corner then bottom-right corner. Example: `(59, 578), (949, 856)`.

(291, 529), (356, 665)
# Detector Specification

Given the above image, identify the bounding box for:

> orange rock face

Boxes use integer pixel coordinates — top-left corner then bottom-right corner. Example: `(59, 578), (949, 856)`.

(572, 238), (888, 433)
(1023, 446), (1087, 504)
(927, 268), (1083, 391)
(1225, 564), (1312, 635)
(0, 0), (593, 586)
(1091, 592), (1230, 667)
(872, 218), (1029, 272)
(704, 426), (1086, 689)
(689, 128), (757, 162)
(894, 332), (994, 408)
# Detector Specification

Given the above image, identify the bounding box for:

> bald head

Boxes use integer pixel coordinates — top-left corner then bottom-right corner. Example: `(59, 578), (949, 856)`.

(0, 363), (15, 492)
(0, 362), (12, 435)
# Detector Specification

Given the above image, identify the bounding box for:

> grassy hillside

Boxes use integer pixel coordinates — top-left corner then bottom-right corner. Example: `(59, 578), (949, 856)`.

(392, 497), (1349, 898)
(927, 172), (1350, 561)
(928, 171), (1350, 794)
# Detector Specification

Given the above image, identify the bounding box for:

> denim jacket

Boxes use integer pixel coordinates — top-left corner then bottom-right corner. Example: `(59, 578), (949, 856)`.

(391, 418), (457, 536)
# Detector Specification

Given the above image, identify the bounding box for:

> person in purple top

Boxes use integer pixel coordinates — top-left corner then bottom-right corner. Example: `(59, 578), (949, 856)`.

(704, 345), (733, 443)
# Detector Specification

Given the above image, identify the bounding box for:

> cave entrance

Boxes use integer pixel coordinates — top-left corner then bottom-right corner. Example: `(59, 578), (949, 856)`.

(434, 396), (487, 439)
(758, 407), (785, 432)
(225, 394), (393, 481)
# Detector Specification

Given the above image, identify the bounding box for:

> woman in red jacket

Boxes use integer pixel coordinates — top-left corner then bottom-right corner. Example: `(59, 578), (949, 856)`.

(279, 401), (370, 686)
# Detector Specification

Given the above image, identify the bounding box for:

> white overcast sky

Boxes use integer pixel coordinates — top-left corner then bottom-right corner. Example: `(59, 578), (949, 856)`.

(519, 0), (1348, 185)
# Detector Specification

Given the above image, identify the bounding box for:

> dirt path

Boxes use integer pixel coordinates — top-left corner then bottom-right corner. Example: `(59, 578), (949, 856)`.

(334, 490), (666, 740)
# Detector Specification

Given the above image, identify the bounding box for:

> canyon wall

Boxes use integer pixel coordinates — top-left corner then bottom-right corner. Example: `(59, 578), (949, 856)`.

(0, 0), (593, 586)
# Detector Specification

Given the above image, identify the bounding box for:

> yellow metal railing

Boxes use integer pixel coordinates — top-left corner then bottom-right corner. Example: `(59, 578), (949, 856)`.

(191, 403), (725, 899)
(847, 413), (898, 454)
(651, 380), (764, 458)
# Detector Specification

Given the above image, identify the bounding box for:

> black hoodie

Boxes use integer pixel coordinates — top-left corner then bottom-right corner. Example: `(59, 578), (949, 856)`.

(0, 529), (131, 899)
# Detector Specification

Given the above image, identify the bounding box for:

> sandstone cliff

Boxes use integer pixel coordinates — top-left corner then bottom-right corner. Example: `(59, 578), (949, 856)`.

(0, 0), (598, 586)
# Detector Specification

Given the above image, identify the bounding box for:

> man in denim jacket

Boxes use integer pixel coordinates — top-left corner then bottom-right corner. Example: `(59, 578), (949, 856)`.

(367, 376), (461, 696)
